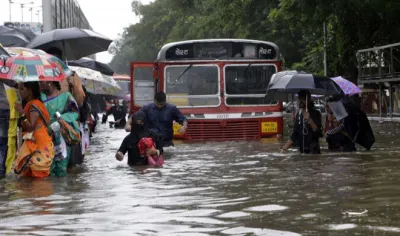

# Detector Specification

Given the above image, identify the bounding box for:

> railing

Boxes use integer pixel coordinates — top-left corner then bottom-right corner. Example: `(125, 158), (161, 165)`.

(357, 42), (400, 82)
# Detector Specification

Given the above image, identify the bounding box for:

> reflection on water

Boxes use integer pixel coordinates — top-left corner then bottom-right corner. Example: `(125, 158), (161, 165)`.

(1, 120), (400, 235)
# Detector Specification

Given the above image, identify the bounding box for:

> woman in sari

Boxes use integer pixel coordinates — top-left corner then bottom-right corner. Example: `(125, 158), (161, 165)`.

(14, 82), (55, 178)
(40, 81), (80, 177)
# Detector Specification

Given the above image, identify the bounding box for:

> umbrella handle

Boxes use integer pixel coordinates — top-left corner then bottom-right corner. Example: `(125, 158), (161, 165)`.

(306, 95), (308, 113)
(15, 83), (22, 103)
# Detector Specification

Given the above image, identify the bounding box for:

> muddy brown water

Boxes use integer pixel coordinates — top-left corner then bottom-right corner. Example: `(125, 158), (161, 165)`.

(1, 119), (400, 235)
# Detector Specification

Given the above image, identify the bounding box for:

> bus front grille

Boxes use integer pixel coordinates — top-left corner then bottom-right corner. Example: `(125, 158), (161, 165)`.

(186, 119), (260, 141)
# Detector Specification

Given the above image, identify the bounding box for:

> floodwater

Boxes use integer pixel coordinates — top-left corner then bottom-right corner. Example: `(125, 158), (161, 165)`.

(1, 120), (400, 236)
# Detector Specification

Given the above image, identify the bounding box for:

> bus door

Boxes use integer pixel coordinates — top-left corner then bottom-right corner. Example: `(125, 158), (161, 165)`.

(129, 62), (158, 113)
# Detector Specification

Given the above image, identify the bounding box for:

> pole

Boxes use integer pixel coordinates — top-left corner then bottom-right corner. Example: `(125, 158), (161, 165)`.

(323, 22), (328, 76)
(21, 4), (23, 22)
(379, 83), (382, 118)
(42, 0), (52, 32)
(390, 82), (393, 118)
(9, 0), (12, 21)
(30, 8), (32, 23)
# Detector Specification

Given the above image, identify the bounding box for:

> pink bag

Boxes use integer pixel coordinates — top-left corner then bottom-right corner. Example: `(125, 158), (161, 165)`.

(138, 137), (164, 167)
(147, 155), (164, 167)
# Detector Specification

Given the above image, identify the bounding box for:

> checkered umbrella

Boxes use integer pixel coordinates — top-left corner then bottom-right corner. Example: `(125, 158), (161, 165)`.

(0, 48), (71, 82)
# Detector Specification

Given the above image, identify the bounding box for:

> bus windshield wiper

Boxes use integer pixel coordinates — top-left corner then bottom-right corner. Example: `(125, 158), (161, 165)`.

(243, 63), (252, 75)
(172, 64), (193, 86)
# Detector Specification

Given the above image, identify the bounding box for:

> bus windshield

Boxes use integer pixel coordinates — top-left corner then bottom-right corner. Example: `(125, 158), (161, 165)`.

(225, 64), (277, 106)
(116, 81), (130, 95)
(165, 64), (220, 107)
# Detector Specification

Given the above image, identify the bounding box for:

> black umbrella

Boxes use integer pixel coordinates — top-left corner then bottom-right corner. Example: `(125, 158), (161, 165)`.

(267, 73), (342, 96)
(68, 57), (114, 76)
(0, 45), (9, 57)
(26, 27), (112, 60)
(0, 26), (30, 47)
(13, 27), (37, 41)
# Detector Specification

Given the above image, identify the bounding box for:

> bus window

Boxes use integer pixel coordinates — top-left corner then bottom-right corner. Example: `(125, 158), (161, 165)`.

(165, 65), (220, 107)
(116, 81), (130, 95)
(225, 64), (277, 106)
(135, 80), (154, 106)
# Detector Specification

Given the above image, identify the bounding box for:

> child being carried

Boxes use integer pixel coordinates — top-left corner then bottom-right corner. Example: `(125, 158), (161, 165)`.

(138, 137), (164, 167)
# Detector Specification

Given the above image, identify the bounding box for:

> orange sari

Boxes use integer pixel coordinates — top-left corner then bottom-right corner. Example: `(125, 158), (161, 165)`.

(14, 100), (55, 178)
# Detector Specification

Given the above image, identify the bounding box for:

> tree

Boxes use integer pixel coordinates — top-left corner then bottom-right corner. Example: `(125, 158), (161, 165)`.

(109, 0), (400, 84)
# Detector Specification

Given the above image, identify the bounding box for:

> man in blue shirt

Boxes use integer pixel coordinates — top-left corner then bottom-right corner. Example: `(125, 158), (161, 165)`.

(128, 92), (188, 147)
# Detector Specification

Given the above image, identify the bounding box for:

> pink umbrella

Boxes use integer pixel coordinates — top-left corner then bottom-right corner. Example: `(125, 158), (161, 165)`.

(331, 76), (361, 95)
(123, 94), (130, 101)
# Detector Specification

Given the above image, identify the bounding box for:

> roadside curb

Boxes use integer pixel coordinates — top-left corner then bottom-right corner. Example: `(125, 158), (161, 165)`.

(368, 117), (400, 122)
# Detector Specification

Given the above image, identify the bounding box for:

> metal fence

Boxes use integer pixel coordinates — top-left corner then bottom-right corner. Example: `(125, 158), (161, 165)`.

(357, 43), (400, 83)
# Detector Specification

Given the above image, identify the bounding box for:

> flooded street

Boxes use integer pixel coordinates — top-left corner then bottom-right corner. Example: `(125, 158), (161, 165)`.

(1, 120), (400, 235)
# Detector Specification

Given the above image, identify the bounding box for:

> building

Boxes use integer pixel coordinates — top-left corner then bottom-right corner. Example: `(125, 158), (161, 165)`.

(42, 0), (94, 59)
(42, 0), (92, 32)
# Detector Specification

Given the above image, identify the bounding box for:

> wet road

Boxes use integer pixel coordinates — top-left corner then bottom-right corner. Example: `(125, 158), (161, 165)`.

(1, 120), (400, 235)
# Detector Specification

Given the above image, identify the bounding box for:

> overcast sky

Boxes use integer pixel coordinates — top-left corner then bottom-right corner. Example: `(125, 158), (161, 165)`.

(0, 0), (151, 63)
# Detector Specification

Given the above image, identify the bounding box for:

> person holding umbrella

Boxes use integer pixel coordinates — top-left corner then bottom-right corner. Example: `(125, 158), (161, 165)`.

(281, 90), (323, 154)
(266, 72), (341, 154)
(324, 96), (357, 152)
(14, 82), (55, 178)
(0, 48), (76, 177)
(40, 81), (80, 176)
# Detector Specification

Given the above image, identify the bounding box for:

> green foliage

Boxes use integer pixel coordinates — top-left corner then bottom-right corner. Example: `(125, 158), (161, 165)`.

(109, 0), (400, 83)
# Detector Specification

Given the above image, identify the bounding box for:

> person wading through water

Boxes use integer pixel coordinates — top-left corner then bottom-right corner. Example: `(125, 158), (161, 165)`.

(281, 90), (323, 154)
(126, 92), (187, 147)
(116, 111), (164, 166)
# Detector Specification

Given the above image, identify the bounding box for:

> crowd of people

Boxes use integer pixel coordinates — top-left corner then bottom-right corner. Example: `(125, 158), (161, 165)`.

(281, 90), (375, 154)
(0, 46), (375, 178)
(103, 91), (188, 166)
(0, 46), (112, 178)
(0, 72), (189, 178)
(0, 78), (84, 178)
(0, 44), (191, 178)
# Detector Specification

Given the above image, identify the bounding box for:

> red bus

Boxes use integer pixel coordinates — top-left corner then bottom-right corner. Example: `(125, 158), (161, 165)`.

(112, 74), (130, 95)
(130, 39), (283, 141)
